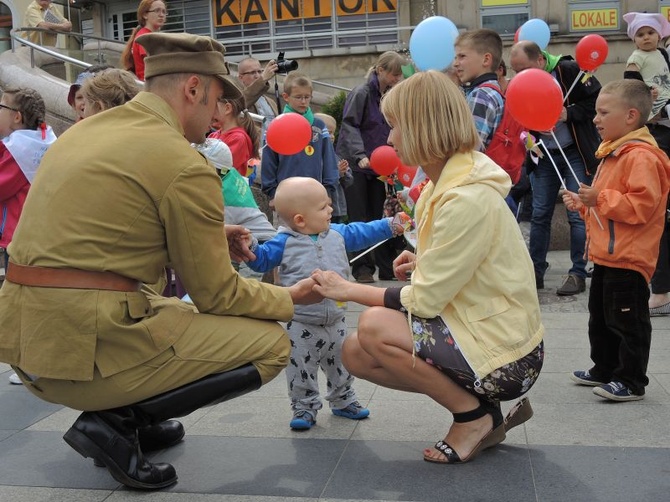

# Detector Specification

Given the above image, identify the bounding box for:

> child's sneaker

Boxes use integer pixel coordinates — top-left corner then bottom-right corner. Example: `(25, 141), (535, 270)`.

(290, 410), (316, 430)
(570, 369), (606, 387)
(332, 401), (369, 420)
(593, 381), (644, 402)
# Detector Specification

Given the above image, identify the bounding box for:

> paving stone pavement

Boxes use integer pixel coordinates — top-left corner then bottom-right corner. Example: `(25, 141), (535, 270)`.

(0, 250), (669, 502)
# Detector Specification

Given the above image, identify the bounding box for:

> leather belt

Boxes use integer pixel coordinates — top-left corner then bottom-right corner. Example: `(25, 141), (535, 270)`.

(6, 262), (141, 292)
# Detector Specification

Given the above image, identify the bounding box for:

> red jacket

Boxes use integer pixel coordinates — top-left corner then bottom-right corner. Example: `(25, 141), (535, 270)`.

(209, 127), (253, 177)
(0, 143), (30, 249)
(582, 130), (670, 282)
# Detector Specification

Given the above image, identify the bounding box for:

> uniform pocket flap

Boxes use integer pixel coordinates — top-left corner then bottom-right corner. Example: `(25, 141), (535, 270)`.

(126, 293), (154, 319)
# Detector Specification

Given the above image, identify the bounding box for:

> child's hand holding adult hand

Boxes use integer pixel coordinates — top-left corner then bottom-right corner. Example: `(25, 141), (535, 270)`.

(225, 225), (256, 262)
(311, 269), (351, 301)
(288, 277), (323, 305)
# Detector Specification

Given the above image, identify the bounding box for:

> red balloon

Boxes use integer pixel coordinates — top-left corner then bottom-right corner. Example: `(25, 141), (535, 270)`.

(397, 164), (418, 187)
(370, 145), (400, 176)
(506, 68), (563, 131)
(575, 34), (608, 72)
(266, 114), (312, 155)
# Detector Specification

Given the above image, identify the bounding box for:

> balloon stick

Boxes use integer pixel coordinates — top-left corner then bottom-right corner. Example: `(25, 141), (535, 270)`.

(562, 69), (584, 103)
(349, 239), (389, 264)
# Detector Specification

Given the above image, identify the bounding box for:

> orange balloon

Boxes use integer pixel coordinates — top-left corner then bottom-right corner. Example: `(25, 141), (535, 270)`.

(506, 69), (563, 131)
(370, 146), (401, 176)
(266, 114), (312, 155)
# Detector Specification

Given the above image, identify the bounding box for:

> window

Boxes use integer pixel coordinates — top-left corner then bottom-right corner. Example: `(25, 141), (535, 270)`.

(213, 0), (399, 57)
(480, 0), (530, 38)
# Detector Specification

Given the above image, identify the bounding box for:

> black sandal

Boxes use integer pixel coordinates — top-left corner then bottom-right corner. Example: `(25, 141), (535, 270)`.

(424, 399), (505, 464)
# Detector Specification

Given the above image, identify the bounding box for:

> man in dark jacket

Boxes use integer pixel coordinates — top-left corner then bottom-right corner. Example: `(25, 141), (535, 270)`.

(510, 41), (601, 296)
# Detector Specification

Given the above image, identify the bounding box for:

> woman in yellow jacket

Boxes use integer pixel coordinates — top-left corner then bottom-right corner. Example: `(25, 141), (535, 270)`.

(311, 70), (544, 465)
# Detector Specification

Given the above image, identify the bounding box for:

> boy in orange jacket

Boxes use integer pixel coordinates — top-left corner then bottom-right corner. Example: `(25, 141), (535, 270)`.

(563, 80), (670, 401)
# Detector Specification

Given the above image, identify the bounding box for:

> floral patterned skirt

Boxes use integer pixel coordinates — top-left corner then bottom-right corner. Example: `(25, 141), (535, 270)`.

(412, 314), (544, 401)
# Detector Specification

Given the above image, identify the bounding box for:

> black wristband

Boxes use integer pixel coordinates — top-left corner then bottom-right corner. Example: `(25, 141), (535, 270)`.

(383, 287), (404, 310)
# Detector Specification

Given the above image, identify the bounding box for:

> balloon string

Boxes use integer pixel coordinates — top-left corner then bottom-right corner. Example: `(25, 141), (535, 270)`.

(538, 138), (604, 231)
(563, 69), (584, 104)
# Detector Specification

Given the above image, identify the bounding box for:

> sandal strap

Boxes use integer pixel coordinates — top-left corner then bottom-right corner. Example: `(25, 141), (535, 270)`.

(434, 440), (462, 463)
(452, 399), (503, 427)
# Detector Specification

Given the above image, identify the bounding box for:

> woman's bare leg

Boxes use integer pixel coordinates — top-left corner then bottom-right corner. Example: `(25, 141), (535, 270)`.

(342, 307), (497, 461)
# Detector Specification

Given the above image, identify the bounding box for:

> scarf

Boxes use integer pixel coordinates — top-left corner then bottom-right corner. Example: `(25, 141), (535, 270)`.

(595, 127), (657, 159)
(283, 104), (314, 125)
(542, 51), (562, 73)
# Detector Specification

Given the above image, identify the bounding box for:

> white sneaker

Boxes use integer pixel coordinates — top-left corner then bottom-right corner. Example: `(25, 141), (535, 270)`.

(8, 372), (23, 385)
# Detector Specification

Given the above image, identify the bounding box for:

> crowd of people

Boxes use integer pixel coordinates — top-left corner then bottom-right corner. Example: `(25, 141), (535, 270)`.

(1, 3), (669, 491)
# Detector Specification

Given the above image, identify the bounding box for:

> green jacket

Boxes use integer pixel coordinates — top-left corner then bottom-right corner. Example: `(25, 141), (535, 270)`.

(0, 92), (293, 381)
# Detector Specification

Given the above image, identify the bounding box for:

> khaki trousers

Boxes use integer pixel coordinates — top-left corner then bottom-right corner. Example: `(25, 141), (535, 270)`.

(17, 313), (290, 411)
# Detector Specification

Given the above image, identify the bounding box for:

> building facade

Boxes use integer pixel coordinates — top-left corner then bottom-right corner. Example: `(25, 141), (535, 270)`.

(1, 0), (668, 87)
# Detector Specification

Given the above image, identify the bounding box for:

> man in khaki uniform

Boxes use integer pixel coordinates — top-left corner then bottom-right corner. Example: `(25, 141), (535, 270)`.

(24, 0), (72, 46)
(0, 33), (318, 490)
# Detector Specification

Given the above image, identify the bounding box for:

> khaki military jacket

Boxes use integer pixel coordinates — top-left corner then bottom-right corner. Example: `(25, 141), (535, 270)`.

(0, 92), (293, 381)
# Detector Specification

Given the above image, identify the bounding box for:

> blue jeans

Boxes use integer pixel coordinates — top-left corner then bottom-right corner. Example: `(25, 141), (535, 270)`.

(529, 145), (592, 280)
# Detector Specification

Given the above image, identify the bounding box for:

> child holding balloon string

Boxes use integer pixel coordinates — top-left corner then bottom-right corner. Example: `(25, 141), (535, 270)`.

(246, 176), (409, 430)
(261, 71), (339, 224)
(563, 79), (670, 401)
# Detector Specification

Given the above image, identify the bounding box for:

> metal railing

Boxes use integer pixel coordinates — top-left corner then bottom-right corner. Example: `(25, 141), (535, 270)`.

(9, 26), (357, 100)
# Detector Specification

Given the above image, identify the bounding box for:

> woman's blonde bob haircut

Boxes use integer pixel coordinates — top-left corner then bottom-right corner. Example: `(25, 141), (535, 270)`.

(380, 70), (480, 167)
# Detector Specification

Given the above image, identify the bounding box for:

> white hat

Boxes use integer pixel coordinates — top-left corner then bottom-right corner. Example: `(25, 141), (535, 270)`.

(193, 138), (233, 171)
(623, 12), (670, 40)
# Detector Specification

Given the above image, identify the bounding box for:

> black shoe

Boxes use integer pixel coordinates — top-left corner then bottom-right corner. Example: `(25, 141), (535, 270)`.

(93, 420), (184, 467)
(64, 411), (178, 490)
(557, 274), (586, 296)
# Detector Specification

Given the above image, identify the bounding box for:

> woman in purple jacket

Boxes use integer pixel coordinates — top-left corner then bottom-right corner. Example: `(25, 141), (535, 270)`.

(336, 51), (406, 283)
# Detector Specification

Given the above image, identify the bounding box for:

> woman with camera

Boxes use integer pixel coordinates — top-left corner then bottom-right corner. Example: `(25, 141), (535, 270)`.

(336, 51), (407, 283)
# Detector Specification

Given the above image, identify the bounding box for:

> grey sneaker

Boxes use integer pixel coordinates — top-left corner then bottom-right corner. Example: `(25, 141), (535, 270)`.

(557, 274), (586, 296)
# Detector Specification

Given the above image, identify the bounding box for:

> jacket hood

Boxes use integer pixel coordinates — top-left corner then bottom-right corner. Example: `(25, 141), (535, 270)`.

(432, 151), (513, 199)
(597, 128), (670, 193)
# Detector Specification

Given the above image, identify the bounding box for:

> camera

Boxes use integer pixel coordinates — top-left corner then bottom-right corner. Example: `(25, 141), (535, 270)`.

(276, 52), (298, 74)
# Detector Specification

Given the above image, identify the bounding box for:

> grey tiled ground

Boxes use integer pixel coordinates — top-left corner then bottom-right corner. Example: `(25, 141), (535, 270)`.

(1, 250), (669, 502)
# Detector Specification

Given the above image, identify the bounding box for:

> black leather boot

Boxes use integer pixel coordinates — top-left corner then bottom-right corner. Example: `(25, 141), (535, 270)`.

(92, 420), (185, 467)
(134, 363), (262, 422)
(63, 409), (178, 490)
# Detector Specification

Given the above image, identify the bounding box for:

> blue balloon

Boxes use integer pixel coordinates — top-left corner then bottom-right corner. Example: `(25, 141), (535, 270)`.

(409, 16), (459, 72)
(518, 18), (551, 50)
